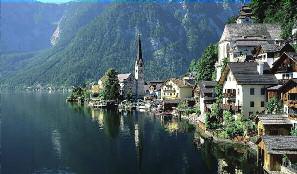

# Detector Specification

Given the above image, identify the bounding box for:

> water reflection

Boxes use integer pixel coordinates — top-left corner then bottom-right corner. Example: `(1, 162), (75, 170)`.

(2, 93), (261, 174)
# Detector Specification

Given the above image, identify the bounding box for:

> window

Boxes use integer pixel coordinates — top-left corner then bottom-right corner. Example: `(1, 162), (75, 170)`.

(249, 112), (253, 116)
(250, 101), (254, 107)
(261, 101), (265, 107)
(261, 88), (265, 95)
(250, 88), (255, 95)
(237, 89), (240, 95)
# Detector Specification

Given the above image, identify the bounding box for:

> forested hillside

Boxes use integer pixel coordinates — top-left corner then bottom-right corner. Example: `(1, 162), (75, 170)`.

(250, 0), (297, 38)
(1, 2), (66, 52)
(1, 1), (240, 87)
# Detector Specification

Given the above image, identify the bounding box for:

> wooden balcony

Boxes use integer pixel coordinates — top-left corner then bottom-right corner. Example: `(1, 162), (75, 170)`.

(287, 100), (297, 108)
(276, 66), (293, 73)
(223, 93), (236, 98)
(221, 104), (242, 112)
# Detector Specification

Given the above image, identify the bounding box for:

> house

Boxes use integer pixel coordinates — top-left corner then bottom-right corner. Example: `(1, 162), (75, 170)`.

(257, 136), (297, 173)
(219, 62), (278, 117)
(257, 114), (292, 136)
(271, 52), (297, 82)
(146, 80), (164, 99)
(198, 81), (217, 116)
(254, 43), (295, 68)
(215, 6), (283, 81)
(267, 79), (297, 129)
(118, 73), (134, 98)
(91, 84), (102, 95)
(161, 78), (193, 100)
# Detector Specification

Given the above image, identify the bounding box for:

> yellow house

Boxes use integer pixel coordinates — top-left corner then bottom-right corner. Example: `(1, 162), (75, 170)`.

(257, 114), (292, 136)
(161, 78), (193, 100)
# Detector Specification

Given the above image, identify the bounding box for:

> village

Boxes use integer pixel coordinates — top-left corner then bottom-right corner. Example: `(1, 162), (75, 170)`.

(66, 5), (297, 174)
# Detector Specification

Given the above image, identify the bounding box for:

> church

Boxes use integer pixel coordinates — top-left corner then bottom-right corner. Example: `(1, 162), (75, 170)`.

(117, 34), (145, 99)
(91, 34), (145, 100)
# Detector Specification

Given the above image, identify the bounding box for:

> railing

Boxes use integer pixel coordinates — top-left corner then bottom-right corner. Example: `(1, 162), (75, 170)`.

(163, 89), (176, 93)
(276, 66), (293, 73)
(223, 93), (236, 98)
(288, 100), (297, 108)
(221, 104), (241, 112)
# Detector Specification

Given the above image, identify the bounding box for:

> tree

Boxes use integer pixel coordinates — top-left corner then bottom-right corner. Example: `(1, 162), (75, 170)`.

(250, 0), (297, 39)
(205, 103), (223, 130)
(189, 44), (218, 82)
(291, 128), (297, 136)
(266, 97), (283, 114)
(101, 68), (120, 100)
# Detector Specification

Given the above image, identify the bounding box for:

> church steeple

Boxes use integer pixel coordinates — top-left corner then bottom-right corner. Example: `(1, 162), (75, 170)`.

(134, 33), (145, 99)
(136, 34), (143, 66)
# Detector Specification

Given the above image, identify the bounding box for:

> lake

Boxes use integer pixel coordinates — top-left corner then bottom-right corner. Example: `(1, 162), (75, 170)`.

(2, 92), (261, 174)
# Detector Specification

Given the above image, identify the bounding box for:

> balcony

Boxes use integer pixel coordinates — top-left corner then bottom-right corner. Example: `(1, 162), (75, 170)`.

(276, 66), (293, 73)
(288, 100), (297, 108)
(223, 93), (236, 98)
(221, 104), (242, 112)
(163, 89), (176, 93)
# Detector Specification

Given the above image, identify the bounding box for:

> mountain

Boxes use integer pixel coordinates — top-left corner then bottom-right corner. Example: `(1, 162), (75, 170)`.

(1, 1), (241, 87)
(0, 2), (66, 53)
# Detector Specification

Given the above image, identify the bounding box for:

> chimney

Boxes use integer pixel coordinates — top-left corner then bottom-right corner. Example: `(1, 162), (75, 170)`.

(257, 62), (264, 75)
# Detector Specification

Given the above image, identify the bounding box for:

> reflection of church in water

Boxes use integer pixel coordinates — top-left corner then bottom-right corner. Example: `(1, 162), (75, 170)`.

(132, 112), (144, 172)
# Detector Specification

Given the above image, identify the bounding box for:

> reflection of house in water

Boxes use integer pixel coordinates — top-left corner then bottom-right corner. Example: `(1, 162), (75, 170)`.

(91, 109), (105, 127)
(217, 159), (243, 174)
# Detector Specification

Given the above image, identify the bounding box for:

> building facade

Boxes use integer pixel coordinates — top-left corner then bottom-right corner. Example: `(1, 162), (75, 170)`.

(161, 78), (193, 100)
(219, 62), (278, 117)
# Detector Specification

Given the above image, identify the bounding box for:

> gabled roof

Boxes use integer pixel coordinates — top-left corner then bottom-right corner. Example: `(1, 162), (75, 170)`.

(257, 43), (295, 54)
(163, 78), (193, 88)
(220, 24), (282, 42)
(198, 81), (216, 96)
(271, 52), (297, 72)
(261, 136), (297, 155)
(258, 114), (292, 125)
(219, 62), (278, 85)
(118, 73), (132, 82)
(267, 79), (297, 92)
(233, 40), (268, 47)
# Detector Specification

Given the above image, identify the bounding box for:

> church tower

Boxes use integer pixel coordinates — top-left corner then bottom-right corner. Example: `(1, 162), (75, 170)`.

(134, 34), (145, 99)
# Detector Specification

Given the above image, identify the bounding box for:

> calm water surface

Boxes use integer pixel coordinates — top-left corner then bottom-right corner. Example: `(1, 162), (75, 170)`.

(2, 92), (259, 174)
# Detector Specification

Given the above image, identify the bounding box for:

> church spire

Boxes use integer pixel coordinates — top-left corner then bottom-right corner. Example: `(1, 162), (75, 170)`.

(136, 34), (143, 66)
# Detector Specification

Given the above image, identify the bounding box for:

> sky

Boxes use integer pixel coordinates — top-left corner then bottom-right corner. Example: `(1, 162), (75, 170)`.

(38, 0), (72, 3)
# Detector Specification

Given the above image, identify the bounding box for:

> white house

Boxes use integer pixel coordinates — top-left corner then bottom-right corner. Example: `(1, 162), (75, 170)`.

(215, 5), (283, 81)
(219, 62), (278, 117)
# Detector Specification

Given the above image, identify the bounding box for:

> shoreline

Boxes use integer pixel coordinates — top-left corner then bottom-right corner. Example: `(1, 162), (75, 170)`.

(180, 113), (258, 152)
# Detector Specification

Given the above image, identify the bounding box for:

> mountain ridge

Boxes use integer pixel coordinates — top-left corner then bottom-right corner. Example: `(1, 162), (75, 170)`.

(1, 1), (240, 87)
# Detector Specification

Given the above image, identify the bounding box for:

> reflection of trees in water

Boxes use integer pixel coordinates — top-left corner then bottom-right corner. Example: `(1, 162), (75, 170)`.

(103, 110), (121, 138)
(199, 136), (259, 174)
